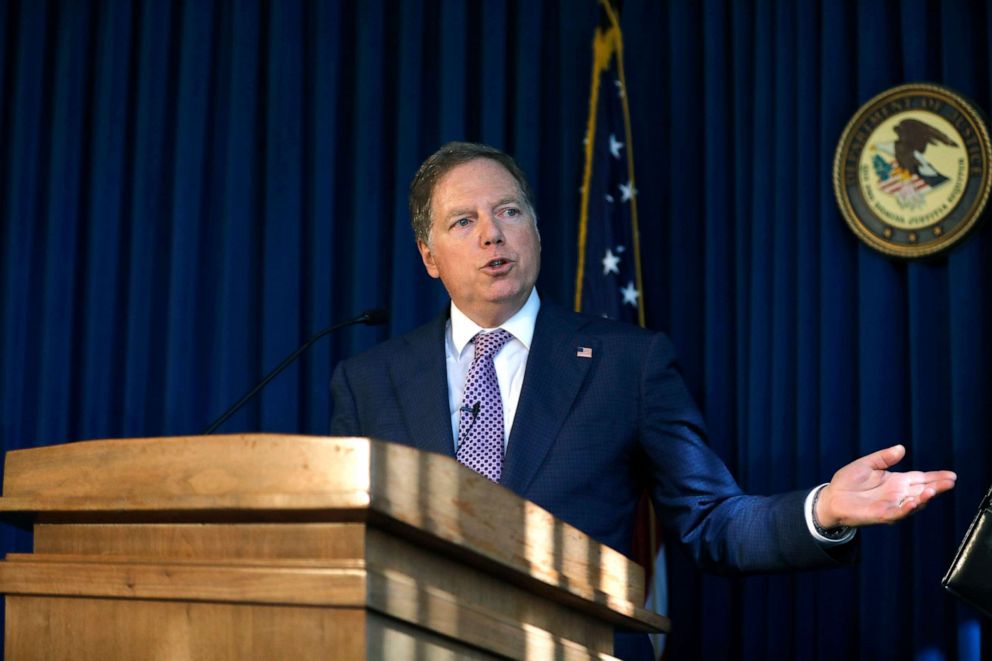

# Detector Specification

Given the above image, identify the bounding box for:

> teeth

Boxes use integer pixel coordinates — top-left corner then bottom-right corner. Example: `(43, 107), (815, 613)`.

(490, 260), (504, 266)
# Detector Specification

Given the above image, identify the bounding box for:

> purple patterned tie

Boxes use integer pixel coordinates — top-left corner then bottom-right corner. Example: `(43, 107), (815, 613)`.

(456, 329), (512, 482)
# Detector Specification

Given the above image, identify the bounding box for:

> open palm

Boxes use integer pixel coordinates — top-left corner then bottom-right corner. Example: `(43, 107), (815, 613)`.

(817, 445), (957, 528)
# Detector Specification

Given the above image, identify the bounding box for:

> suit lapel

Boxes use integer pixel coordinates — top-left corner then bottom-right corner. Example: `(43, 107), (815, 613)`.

(391, 310), (455, 457)
(501, 303), (596, 494)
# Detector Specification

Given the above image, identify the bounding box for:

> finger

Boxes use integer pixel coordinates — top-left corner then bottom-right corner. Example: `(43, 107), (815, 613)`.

(864, 444), (906, 471)
(916, 480), (957, 504)
(895, 481), (925, 501)
(877, 502), (913, 524)
(925, 477), (957, 494)
(902, 480), (955, 508)
(920, 470), (957, 484)
(886, 469), (956, 488)
(885, 496), (921, 522)
(898, 478), (944, 497)
(901, 474), (956, 496)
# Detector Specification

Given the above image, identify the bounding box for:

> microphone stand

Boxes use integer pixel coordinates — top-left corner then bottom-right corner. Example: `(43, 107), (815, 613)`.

(201, 308), (387, 434)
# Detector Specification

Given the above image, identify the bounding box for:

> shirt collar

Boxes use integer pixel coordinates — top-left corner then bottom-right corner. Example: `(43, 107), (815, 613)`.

(449, 288), (540, 356)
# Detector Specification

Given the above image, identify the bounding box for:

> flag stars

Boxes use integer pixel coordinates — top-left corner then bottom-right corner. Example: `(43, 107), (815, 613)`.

(609, 133), (624, 159)
(620, 281), (640, 306)
(602, 248), (621, 275)
(619, 181), (637, 202)
(614, 78), (625, 98)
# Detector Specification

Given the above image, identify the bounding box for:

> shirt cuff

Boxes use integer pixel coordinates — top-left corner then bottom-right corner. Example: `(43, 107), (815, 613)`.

(804, 483), (857, 545)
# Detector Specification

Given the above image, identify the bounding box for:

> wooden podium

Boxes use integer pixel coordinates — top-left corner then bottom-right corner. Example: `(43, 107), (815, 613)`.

(0, 435), (667, 660)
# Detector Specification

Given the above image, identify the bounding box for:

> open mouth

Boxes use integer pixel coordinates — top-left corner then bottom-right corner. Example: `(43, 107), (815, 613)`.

(482, 258), (514, 275)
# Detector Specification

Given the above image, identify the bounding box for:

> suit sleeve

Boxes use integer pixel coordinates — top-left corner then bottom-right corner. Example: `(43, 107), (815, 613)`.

(638, 332), (856, 574)
(329, 360), (360, 436)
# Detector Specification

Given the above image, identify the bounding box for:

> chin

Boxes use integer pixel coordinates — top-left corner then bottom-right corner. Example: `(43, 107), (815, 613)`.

(486, 283), (526, 303)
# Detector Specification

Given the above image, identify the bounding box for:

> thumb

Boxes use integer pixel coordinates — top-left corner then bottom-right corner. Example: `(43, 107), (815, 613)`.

(866, 444), (906, 471)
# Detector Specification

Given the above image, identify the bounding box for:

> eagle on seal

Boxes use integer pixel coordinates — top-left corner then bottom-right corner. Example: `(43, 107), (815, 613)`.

(893, 118), (958, 179)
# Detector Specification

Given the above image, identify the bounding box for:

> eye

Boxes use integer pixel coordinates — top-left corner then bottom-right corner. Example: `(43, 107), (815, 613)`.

(501, 207), (521, 218)
(452, 217), (471, 229)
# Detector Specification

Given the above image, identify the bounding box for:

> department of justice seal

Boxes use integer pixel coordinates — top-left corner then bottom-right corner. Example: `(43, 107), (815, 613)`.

(833, 83), (992, 258)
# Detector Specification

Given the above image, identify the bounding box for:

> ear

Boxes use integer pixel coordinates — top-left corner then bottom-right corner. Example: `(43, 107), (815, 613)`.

(417, 240), (440, 279)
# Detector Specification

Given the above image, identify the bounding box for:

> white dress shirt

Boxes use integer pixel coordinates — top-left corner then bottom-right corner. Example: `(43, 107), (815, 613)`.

(445, 288), (540, 450)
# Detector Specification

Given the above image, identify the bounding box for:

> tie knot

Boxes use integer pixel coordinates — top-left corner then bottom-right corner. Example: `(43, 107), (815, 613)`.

(472, 329), (512, 360)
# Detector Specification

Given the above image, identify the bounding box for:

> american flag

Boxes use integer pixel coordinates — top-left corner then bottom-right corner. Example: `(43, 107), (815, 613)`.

(574, 0), (644, 327)
(574, 1), (665, 656)
(879, 173), (929, 194)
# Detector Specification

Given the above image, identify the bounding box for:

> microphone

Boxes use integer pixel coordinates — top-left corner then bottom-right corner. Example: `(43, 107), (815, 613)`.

(202, 308), (388, 434)
(460, 401), (481, 421)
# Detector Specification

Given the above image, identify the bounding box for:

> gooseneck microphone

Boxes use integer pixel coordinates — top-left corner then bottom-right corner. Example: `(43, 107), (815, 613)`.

(202, 308), (388, 434)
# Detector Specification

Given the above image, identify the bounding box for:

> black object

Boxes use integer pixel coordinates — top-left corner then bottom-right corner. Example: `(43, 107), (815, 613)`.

(202, 308), (388, 434)
(943, 484), (992, 617)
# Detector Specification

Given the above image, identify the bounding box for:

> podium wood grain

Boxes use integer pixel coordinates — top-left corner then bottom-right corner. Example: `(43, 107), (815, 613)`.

(0, 435), (667, 659)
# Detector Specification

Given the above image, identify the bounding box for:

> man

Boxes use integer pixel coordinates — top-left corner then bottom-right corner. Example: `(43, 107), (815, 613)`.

(330, 142), (956, 658)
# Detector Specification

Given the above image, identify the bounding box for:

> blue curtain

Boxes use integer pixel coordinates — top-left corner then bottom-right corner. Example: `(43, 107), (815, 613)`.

(1, 1), (990, 658)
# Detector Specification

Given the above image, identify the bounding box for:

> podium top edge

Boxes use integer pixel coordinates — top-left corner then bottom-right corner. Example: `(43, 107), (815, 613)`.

(0, 434), (664, 630)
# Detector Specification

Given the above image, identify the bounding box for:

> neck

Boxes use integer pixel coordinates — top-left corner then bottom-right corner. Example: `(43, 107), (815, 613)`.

(464, 306), (518, 329)
(457, 291), (532, 329)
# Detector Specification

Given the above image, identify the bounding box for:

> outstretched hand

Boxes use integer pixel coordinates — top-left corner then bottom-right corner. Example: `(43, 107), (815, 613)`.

(816, 445), (957, 529)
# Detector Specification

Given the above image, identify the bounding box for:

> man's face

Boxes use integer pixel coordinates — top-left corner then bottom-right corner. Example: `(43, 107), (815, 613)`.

(418, 158), (541, 327)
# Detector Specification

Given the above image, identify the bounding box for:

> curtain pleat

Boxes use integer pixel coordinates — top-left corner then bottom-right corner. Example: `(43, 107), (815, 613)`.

(2, 1), (991, 658)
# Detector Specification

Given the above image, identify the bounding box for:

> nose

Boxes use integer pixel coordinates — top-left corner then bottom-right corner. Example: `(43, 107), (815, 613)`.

(479, 214), (505, 246)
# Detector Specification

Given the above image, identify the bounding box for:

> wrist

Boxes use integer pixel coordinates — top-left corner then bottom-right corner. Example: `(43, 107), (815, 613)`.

(813, 484), (850, 539)
(815, 484), (838, 528)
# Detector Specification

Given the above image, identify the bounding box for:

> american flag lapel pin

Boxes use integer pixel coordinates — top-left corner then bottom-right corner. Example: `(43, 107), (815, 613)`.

(576, 346), (593, 359)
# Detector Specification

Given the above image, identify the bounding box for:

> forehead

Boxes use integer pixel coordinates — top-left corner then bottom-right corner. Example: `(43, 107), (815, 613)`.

(432, 159), (523, 215)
